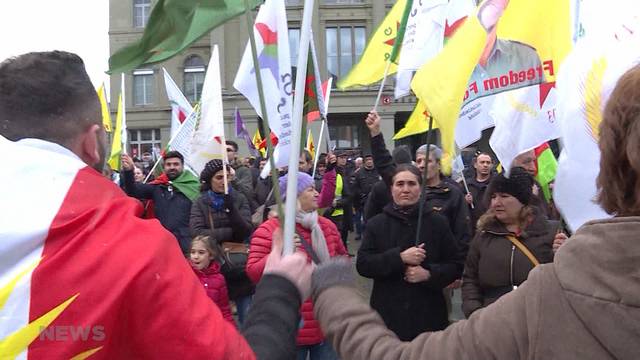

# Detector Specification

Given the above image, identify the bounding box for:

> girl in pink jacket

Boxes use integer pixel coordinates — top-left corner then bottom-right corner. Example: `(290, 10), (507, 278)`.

(190, 235), (235, 326)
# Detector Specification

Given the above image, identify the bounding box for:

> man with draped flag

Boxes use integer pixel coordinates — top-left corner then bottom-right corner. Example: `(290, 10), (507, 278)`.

(1, 50), (312, 360)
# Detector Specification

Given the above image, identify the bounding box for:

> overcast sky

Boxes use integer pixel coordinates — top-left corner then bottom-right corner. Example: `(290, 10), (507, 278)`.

(0, 0), (110, 89)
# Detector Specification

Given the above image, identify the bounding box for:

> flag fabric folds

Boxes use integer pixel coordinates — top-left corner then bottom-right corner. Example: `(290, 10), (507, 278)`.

(107, 93), (125, 170)
(253, 129), (266, 157)
(394, 0), (474, 98)
(488, 83), (560, 176)
(97, 83), (112, 133)
(554, 31), (640, 232)
(163, 68), (194, 139)
(336, 0), (407, 89)
(411, 0), (571, 162)
(534, 142), (557, 202)
(235, 108), (260, 158)
(108, 0), (263, 74)
(190, 45), (225, 175)
(306, 130), (315, 159)
(234, 0), (293, 176)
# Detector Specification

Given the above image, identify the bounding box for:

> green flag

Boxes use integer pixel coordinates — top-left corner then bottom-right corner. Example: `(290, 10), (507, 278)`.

(109, 0), (263, 74)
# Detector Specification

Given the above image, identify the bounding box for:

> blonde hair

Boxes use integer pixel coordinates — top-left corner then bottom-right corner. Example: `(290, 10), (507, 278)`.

(190, 235), (218, 258)
(477, 205), (536, 233)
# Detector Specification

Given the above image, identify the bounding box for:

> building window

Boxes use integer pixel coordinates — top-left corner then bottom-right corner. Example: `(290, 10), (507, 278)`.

(285, 0), (301, 5)
(183, 56), (206, 103)
(288, 28), (300, 66)
(322, 0), (365, 5)
(129, 129), (162, 161)
(133, 69), (154, 106)
(329, 124), (360, 149)
(325, 25), (366, 83)
(133, 0), (151, 28)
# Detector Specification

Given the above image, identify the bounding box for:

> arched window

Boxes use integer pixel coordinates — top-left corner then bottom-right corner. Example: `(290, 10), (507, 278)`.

(133, 0), (151, 28)
(184, 55), (206, 103)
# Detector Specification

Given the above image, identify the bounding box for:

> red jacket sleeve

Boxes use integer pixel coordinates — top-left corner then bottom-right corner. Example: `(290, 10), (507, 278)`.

(246, 219), (278, 284)
(317, 169), (337, 208)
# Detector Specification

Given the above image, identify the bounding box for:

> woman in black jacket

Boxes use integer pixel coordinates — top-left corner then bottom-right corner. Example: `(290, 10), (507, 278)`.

(356, 164), (464, 341)
(190, 159), (254, 326)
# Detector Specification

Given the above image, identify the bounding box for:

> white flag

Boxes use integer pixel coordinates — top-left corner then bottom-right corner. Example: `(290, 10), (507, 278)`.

(394, 0), (474, 99)
(554, 31), (640, 232)
(163, 68), (193, 139)
(190, 45), (226, 175)
(167, 106), (198, 171)
(489, 84), (561, 176)
(233, 0), (293, 177)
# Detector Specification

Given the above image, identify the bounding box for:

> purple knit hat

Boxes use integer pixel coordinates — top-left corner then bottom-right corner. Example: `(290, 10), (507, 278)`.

(278, 172), (315, 200)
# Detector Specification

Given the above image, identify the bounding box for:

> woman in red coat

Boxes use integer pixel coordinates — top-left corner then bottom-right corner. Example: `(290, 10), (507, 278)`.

(247, 172), (348, 360)
(190, 235), (235, 325)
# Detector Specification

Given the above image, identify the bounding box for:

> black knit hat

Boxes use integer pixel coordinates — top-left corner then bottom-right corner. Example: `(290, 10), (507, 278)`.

(200, 159), (229, 191)
(486, 166), (533, 205)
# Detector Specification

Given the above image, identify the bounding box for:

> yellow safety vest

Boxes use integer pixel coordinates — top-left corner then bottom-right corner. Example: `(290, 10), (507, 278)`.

(331, 174), (344, 217)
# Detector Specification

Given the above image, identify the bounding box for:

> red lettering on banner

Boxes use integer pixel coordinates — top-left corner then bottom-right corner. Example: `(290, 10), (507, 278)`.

(481, 60), (554, 93)
(543, 60), (554, 76)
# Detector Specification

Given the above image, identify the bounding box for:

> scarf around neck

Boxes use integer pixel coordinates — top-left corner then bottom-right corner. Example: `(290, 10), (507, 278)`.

(295, 210), (330, 263)
(151, 171), (200, 201)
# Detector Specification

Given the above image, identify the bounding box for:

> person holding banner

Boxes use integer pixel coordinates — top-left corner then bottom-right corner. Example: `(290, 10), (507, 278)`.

(122, 151), (199, 254)
(247, 171), (348, 360)
(306, 66), (640, 359)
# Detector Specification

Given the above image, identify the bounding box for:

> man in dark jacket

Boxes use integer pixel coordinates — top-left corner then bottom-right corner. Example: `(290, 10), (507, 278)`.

(122, 151), (198, 253)
(226, 140), (257, 211)
(327, 150), (354, 250)
(364, 111), (472, 263)
(351, 154), (380, 239)
(464, 152), (494, 236)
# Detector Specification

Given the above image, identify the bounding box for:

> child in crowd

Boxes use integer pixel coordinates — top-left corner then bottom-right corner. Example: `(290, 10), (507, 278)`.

(189, 235), (235, 326)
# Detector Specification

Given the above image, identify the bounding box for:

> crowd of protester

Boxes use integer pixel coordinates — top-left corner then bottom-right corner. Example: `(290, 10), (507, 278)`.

(4, 50), (638, 359)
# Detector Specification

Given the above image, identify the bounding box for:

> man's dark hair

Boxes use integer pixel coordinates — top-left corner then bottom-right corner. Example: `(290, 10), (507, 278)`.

(163, 151), (184, 164)
(0, 51), (100, 146)
(225, 140), (239, 152)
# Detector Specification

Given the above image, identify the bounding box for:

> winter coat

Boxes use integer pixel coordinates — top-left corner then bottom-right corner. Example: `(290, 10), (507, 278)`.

(352, 166), (381, 210)
(461, 208), (555, 317)
(122, 169), (192, 253)
(231, 161), (257, 212)
(189, 190), (255, 299)
(363, 179), (390, 221)
(370, 133), (472, 261)
(357, 203), (464, 341)
(313, 216), (640, 360)
(465, 174), (492, 236)
(189, 190), (253, 243)
(247, 217), (348, 345)
(325, 168), (353, 232)
(192, 262), (235, 325)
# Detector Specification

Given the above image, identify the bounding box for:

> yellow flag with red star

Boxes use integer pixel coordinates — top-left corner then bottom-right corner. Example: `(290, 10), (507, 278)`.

(336, 0), (407, 89)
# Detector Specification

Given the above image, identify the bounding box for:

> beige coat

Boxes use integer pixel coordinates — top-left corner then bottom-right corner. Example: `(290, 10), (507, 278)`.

(314, 217), (640, 359)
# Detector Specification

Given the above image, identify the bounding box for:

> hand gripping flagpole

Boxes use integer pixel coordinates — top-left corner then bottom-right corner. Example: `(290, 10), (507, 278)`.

(243, 0), (285, 230)
(284, 0), (316, 256)
(415, 115), (434, 246)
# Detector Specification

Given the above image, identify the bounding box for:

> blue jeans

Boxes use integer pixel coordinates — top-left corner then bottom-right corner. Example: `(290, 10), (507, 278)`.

(235, 295), (252, 327)
(297, 341), (339, 360)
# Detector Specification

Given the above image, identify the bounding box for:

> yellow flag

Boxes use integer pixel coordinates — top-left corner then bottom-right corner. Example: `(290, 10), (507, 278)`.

(252, 129), (265, 157)
(107, 94), (124, 170)
(306, 129), (315, 159)
(96, 84), (112, 132)
(392, 101), (437, 140)
(337, 0), (406, 89)
(410, 0), (571, 158)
